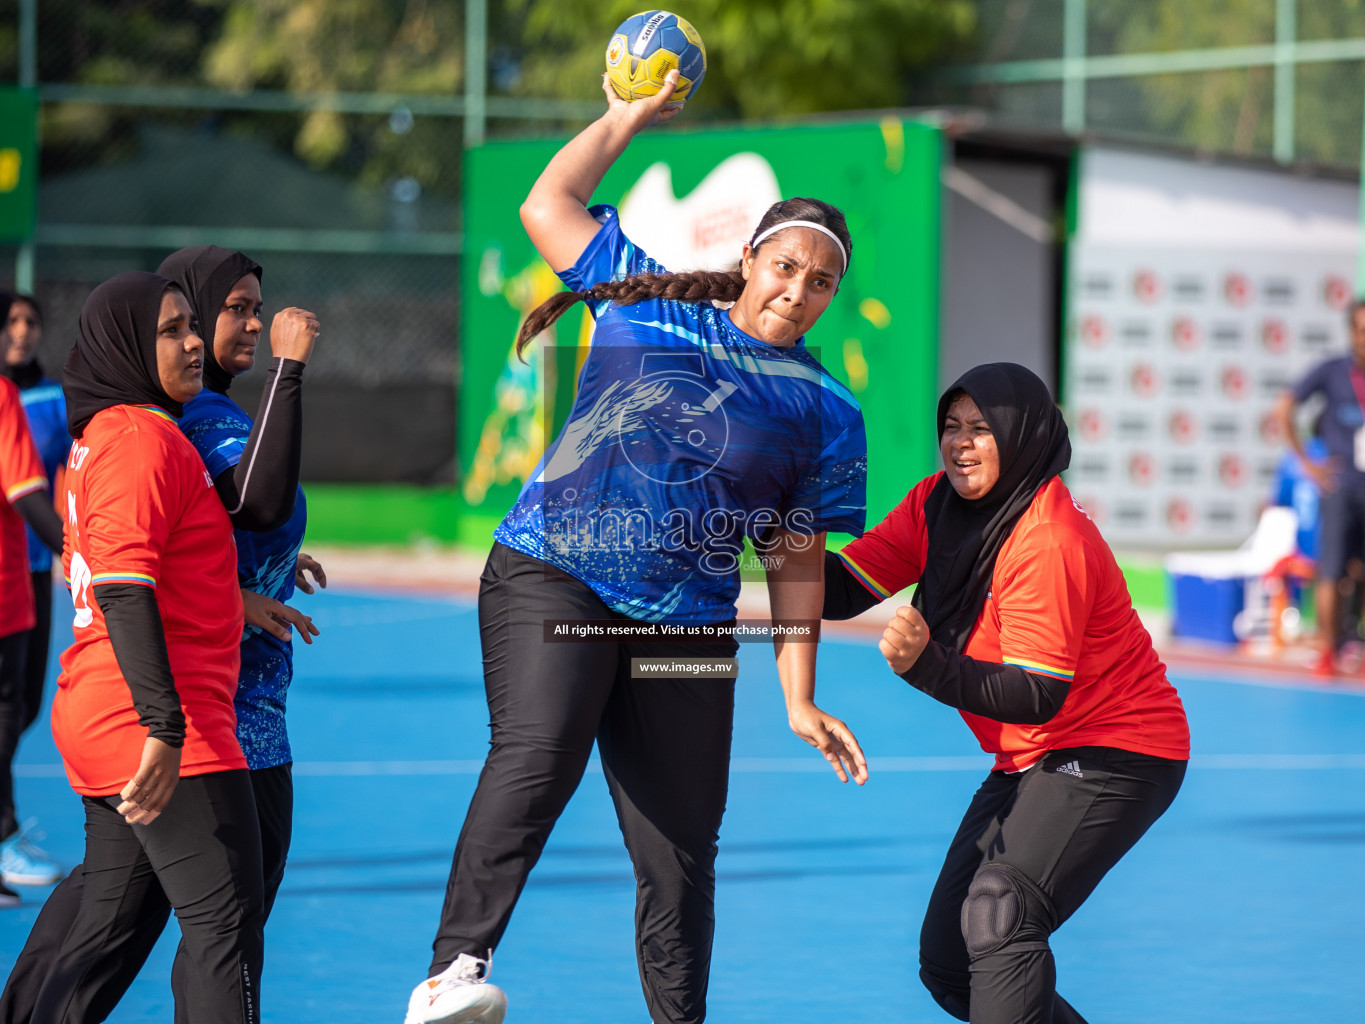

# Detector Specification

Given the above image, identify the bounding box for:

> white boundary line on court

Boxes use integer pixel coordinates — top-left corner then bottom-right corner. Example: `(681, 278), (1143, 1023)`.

(16, 753), (1365, 778)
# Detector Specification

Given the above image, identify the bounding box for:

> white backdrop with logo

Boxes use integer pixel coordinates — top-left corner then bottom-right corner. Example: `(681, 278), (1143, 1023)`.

(1065, 147), (1360, 548)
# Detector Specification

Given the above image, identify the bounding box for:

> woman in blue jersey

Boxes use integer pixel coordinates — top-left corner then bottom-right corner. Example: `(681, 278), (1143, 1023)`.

(407, 72), (868, 1024)
(0, 293), (68, 889)
(0, 248), (324, 1024)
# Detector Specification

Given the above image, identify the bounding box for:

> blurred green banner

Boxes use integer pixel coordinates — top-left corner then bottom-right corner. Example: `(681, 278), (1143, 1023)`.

(460, 117), (942, 538)
(0, 89), (37, 242)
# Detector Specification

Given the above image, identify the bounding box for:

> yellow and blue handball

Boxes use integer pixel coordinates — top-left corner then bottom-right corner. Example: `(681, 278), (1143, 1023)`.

(605, 11), (706, 108)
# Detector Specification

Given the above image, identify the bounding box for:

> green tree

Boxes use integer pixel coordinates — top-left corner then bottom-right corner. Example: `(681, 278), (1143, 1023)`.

(1080, 0), (1364, 168)
(201, 0), (466, 192)
(0, 0), (225, 174)
(504, 0), (977, 120)
(197, 0), (976, 195)
(1085, 0), (1278, 159)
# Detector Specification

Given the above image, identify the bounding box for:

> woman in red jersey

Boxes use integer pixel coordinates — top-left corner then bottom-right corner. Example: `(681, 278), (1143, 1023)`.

(823, 363), (1189, 1024)
(30, 273), (263, 1024)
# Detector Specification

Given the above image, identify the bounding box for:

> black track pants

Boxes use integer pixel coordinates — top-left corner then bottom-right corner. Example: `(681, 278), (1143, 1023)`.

(19, 571), (52, 736)
(26, 771), (265, 1024)
(0, 630), (30, 841)
(431, 543), (738, 1024)
(1, 764), (292, 1024)
(918, 747), (1186, 1024)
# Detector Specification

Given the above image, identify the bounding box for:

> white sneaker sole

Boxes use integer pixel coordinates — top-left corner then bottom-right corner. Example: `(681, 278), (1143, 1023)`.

(404, 983), (507, 1024)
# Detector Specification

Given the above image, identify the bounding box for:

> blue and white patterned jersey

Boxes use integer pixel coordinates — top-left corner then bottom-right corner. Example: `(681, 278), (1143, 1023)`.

(496, 205), (867, 624)
(180, 389), (307, 770)
(18, 377), (67, 572)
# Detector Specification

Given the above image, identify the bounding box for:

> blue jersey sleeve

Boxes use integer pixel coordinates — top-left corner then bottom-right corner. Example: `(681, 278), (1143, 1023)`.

(179, 397), (250, 479)
(20, 380), (70, 570)
(783, 414), (868, 538)
(557, 205), (667, 318)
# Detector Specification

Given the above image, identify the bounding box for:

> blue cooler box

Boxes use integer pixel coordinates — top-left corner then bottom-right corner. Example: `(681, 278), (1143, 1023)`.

(1168, 572), (1245, 645)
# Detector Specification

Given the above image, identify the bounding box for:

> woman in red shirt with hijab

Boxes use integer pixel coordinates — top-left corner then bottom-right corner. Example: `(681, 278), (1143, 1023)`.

(31, 272), (263, 1024)
(823, 363), (1189, 1024)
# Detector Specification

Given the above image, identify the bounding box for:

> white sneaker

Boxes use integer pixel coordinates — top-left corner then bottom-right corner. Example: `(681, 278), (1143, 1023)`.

(404, 953), (507, 1024)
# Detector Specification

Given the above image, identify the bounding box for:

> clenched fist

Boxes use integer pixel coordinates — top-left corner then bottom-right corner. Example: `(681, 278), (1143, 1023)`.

(268, 307), (320, 364)
(879, 605), (931, 675)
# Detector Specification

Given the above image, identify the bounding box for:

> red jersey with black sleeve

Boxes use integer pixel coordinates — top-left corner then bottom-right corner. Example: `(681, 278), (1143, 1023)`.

(837, 473), (1189, 771)
(53, 404), (246, 797)
(0, 377), (48, 638)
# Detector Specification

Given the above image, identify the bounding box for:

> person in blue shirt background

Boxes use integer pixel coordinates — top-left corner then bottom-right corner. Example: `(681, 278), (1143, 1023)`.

(407, 70), (869, 1024)
(0, 293), (67, 889)
(1273, 298), (1365, 674)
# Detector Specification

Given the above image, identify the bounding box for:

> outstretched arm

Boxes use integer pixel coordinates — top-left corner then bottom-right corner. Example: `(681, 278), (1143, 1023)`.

(767, 529), (868, 784)
(520, 71), (681, 272)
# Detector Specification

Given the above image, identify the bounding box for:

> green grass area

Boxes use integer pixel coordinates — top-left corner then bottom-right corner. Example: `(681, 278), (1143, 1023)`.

(302, 484), (496, 549)
(1118, 557), (1169, 613)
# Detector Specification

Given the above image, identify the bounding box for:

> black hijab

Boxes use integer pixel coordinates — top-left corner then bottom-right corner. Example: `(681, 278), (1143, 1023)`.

(2, 293), (47, 390)
(156, 245), (262, 395)
(910, 362), (1071, 651)
(64, 272), (183, 438)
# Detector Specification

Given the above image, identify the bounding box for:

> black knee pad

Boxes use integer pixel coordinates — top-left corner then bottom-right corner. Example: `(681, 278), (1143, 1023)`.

(960, 864), (1054, 958)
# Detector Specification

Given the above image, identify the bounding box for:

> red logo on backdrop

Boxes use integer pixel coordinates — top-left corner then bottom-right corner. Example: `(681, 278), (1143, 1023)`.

(1080, 315), (1108, 349)
(1166, 498), (1194, 533)
(1324, 274), (1354, 311)
(1218, 454), (1247, 488)
(1261, 317), (1289, 354)
(1259, 411), (1285, 444)
(1128, 453), (1154, 487)
(1224, 271), (1254, 307)
(1077, 408), (1108, 443)
(1168, 410), (1197, 444)
(1133, 270), (1163, 305)
(1170, 316), (1201, 351)
(1221, 365), (1249, 400)
(1129, 363), (1161, 398)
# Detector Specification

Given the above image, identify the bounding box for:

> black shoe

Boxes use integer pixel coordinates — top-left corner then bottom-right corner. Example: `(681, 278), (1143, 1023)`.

(0, 878), (19, 908)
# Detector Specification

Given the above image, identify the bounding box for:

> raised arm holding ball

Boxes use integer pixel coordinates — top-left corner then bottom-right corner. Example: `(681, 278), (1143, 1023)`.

(405, 14), (869, 1024)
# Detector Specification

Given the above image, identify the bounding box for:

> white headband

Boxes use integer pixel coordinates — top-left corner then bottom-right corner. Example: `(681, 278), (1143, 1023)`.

(749, 219), (847, 277)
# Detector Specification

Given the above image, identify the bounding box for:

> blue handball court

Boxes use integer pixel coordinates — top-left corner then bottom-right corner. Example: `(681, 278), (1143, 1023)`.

(4, 585), (1364, 1023)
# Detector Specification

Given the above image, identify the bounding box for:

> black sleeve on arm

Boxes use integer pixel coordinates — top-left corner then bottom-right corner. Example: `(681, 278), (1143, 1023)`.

(212, 357), (304, 532)
(12, 489), (64, 554)
(900, 641), (1070, 725)
(94, 584), (185, 747)
(823, 549), (882, 620)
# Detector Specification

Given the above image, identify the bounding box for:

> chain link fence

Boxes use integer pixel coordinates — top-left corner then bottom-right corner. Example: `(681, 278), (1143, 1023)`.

(917, 0), (1365, 173)
(0, 0), (595, 482)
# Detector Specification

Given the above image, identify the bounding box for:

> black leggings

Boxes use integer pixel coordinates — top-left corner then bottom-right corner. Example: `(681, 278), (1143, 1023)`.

(0, 630), (27, 842)
(0, 574), (53, 842)
(918, 746), (1186, 1024)
(19, 570), (52, 737)
(431, 543), (738, 1024)
(6, 767), (284, 1024)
